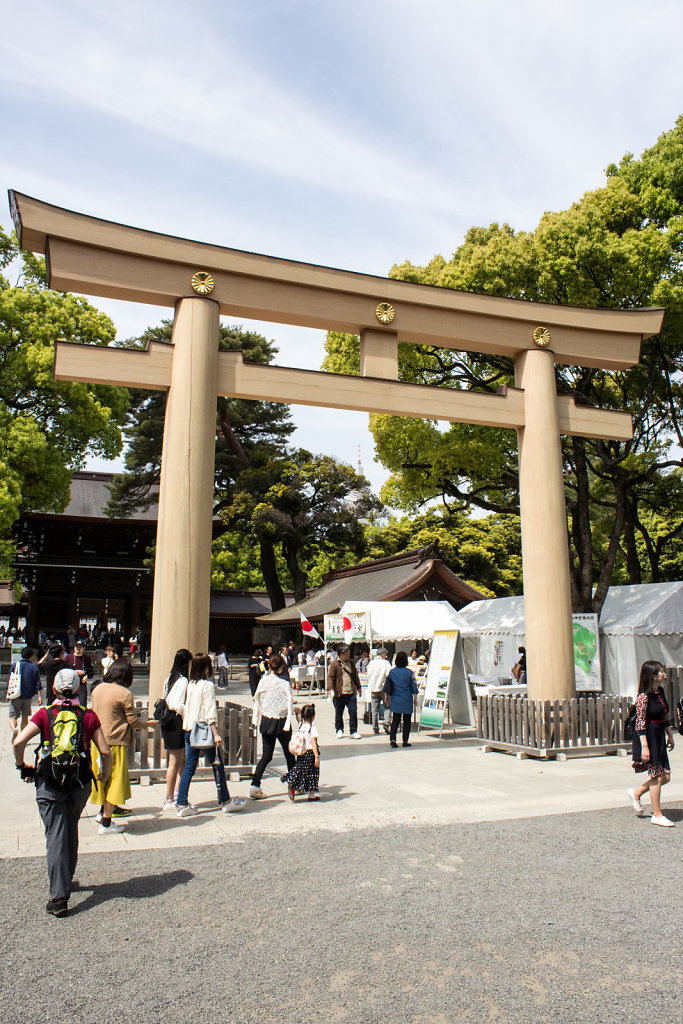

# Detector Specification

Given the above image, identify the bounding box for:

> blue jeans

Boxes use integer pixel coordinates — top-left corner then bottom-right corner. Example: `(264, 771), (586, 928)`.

(177, 731), (229, 807)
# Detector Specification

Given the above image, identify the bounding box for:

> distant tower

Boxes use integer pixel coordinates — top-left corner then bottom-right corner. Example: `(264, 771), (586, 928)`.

(357, 444), (364, 477)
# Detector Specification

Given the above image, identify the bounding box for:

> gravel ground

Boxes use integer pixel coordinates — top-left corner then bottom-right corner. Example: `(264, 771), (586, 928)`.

(2, 803), (681, 1024)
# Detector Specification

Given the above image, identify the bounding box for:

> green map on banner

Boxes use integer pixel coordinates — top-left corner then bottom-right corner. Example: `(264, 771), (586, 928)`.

(572, 622), (597, 675)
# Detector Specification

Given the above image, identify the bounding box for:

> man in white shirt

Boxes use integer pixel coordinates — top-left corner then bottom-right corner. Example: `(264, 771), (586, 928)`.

(366, 648), (392, 735)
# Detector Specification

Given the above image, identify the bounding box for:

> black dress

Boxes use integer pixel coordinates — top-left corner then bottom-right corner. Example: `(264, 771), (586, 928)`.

(632, 687), (670, 778)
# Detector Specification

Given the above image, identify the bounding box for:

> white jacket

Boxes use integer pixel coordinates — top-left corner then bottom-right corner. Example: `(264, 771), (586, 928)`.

(181, 678), (218, 730)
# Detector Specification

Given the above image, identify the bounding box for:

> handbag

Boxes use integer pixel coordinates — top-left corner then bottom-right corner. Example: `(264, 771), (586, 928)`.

(189, 721), (214, 748)
(7, 662), (22, 701)
(153, 697), (177, 726)
(624, 703), (637, 741)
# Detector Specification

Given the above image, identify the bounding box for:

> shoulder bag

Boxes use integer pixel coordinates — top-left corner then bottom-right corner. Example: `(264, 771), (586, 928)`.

(189, 721), (214, 748)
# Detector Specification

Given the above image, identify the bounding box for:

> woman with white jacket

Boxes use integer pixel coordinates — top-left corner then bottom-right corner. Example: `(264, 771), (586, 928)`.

(249, 653), (296, 799)
(175, 653), (246, 817)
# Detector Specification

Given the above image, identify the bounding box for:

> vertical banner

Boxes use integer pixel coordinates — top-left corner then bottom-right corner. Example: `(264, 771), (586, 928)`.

(572, 613), (601, 690)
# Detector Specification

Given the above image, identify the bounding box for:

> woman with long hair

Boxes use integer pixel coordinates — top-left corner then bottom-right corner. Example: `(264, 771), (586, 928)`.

(160, 648), (191, 811)
(175, 653), (246, 817)
(249, 653), (296, 799)
(628, 660), (676, 826)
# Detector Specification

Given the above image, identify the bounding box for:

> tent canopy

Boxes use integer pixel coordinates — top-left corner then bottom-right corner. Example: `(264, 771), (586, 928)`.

(340, 600), (475, 641)
(457, 595), (525, 635)
(598, 582), (683, 636)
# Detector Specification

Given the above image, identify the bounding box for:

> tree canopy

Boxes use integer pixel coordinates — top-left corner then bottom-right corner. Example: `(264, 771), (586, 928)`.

(0, 230), (128, 571)
(324, 117), (683, 611)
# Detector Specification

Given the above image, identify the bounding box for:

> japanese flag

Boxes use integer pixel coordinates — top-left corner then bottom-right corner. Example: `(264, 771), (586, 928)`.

(342, 615), (354, 644)
(299, 610), (321, 640)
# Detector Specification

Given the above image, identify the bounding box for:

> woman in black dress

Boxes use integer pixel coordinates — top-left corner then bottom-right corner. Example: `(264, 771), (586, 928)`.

(628, 660), (676, 827)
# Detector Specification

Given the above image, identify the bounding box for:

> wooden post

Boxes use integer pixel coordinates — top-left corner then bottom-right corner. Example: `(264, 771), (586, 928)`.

(148, 297), (219, 701)
(515, 348), (576, 701)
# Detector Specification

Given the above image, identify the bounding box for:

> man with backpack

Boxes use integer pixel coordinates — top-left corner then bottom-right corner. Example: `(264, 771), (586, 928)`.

(13, 668), (111, 918)
(8, 647), (43, 741)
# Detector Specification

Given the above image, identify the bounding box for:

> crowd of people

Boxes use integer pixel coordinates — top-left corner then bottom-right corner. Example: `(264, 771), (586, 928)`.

(7, 635), (679, 918)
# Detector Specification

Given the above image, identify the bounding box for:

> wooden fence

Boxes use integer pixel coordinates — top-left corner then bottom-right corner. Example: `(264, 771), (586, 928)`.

(476, 666), (682, 758)
(127, 700), (257, 781)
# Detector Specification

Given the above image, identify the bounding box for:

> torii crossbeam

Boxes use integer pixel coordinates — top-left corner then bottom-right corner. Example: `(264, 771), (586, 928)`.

(9, 191), (664, 702)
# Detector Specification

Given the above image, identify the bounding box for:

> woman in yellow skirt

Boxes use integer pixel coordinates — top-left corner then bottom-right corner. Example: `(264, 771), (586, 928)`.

(90, 658), (159, 835)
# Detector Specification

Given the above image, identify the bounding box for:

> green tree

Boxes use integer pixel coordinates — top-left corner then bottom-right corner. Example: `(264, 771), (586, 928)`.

(363, 508), (522, 598)
(219, 449), (381, 602)
(0, 230), (128, 571)
(324, 119), (683, 612)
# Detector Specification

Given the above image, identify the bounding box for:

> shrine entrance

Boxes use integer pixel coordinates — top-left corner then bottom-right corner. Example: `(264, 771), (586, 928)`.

(9, 191), (664, 703)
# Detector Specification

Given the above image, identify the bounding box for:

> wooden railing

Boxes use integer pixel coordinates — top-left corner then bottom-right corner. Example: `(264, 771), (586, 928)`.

(476, 666), (682, 758)
(127, 700), (257, 780)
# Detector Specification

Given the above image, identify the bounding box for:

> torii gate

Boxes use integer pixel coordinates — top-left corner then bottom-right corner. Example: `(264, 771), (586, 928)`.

(9, 192), (664, 704)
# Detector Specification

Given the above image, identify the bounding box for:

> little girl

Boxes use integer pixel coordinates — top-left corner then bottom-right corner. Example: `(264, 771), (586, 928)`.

(287, 703), (320, 802)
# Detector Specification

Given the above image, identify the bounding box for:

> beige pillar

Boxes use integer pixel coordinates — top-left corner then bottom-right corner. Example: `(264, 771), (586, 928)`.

(148, 297), (219, 701)
(515, 348), (575, 700)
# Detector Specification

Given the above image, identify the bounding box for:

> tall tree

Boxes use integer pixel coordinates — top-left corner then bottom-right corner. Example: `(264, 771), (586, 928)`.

(324, 119), (683, 613)
(219, 448), (381, 602)
(0, 229), (128, 571)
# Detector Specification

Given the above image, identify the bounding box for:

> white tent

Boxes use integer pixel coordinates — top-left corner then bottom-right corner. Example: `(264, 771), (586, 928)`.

(459, 583), (683, 695)
(456, 595), (525, 680)
(599, 583), (683, 697)
(340, 600), (475, 642)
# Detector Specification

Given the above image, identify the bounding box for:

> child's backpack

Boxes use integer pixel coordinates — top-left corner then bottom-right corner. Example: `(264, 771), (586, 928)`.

(36, 702), (93, 791)
(289, 727), (307, 757)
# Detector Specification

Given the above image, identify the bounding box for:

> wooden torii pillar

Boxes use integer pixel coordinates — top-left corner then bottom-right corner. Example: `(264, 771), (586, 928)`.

(9, 192), (664, 703)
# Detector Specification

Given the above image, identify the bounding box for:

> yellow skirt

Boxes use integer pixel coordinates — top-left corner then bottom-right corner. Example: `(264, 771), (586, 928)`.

(90, 743), (132, 807)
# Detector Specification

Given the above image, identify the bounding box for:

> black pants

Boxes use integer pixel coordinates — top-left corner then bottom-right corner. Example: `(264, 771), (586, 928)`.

(35, 779), (90, 901)
(253, 721), (295, 787)
(390, 712), (412, 745)
(333, 694), (358, 733)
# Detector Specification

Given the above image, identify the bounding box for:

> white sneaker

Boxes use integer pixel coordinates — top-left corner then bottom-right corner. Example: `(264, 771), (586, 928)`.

(336, 730), (343, 738)
(223, 798), (246, 813)
(351, 732), (361, 739)
(176, 804), (198, 817)
(98, 822), (125, 835)
(651, 814), (675, 827)
(249, 786), (265, 799)
(627, 789), (647, 817)
(95, 811), (103, 824)
(162, 799), (177, 811)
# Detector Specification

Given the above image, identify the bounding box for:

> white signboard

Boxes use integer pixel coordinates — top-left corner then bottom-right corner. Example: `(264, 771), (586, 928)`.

(323, 611), (371, 644)
(420, 630), (475, 731)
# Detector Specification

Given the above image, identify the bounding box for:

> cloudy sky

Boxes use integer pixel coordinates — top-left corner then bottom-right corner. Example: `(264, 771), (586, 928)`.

(1, 0), (682, 491)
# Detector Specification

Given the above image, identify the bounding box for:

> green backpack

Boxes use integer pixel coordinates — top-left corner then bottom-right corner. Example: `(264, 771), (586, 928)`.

(36, 701), (93, 791)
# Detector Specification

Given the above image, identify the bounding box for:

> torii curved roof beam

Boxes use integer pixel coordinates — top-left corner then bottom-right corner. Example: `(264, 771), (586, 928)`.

(9, 191), (664, 371)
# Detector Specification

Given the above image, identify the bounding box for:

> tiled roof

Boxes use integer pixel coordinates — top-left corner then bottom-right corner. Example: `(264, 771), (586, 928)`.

(257, 548), (485, 625)
(210, 590), (295, 617)
(62, 472), (159, 521)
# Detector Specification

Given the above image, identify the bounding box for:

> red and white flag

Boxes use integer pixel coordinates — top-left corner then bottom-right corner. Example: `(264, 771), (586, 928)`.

(299, 610), (321, 641)
(342, 615), (354, 644)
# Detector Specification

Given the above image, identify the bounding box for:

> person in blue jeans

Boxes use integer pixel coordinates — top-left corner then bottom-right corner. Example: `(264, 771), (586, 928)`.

(176, 653), (246, 817)
(385, 651), (419, 748)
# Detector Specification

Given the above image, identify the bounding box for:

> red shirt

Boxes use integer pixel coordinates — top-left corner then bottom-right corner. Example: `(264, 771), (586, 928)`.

(31, 700), (101, 746)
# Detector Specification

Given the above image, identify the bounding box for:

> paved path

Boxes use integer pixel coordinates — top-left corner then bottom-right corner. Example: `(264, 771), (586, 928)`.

(1, 688), (681, 1023)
